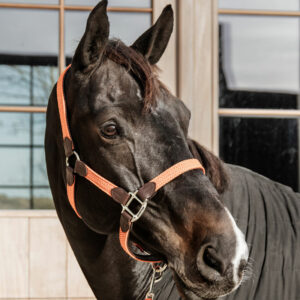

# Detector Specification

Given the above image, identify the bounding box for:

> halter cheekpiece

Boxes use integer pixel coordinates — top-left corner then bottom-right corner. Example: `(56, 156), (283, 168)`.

(56, 65), (205, 299)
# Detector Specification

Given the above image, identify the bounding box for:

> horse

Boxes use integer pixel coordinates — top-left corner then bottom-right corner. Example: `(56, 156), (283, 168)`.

(45, 1), (250, 299)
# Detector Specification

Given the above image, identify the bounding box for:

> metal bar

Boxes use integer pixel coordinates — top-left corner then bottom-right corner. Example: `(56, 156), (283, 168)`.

(0, 106), (47, 113)
(64, 6), (152, 13)
(218, 108), (300, 118)
(59, 0), (65, 74)
(219, 9), (300, 17)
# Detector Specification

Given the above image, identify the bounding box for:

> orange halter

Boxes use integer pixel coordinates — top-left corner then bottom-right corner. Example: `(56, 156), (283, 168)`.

(56, 65), (205, 299)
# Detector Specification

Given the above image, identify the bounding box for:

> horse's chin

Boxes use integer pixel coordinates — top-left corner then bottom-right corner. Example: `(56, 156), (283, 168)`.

(172, 270), (241, 300)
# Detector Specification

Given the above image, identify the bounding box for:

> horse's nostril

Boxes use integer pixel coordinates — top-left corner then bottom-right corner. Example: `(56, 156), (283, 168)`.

(202, 246), (226, 275)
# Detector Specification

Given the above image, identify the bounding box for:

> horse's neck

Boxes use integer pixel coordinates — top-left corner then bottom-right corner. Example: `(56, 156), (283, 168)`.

(129, 259), (153, 299)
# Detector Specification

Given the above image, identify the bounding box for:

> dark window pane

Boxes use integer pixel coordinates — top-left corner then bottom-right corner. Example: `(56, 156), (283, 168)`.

(33, 113), (46, 146)
(33, 66), (58, 106)
(219, 0), (299, 12)
(0, 188), (30, 209)
(33, 148), (49, 186)
(65, 11), (151, 57)
(65, 0), (151, 7)
(0, 65), (31, 105)
(219, 117), (299, 192)
(0, 113), (30, 145)
(219, 17), (299, 109)
(33, 188), (54, 209)
(0, 113), (45, 146)
(0, 148), (30, 186)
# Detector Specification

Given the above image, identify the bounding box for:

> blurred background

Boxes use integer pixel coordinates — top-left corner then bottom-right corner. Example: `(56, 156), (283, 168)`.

(0, 0), (152, 210)
(0, 0), (299, 298)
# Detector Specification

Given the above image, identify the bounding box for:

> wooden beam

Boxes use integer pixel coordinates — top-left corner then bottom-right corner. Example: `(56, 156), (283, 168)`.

(0, 3), (152, 13)
(59, 0), (65, 74)
(178, 0), (218, 152)
(219, 9), (300, 17)
(212, 0), (219, 155)
(218, 108), (300, 118)
(65, 6), (152, 13)
(0, 106), (47, 113)
(0, 3), (60, 10)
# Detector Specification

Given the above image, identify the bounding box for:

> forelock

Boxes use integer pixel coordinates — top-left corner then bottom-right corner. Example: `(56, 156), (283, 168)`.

(104, 39), (160, 111)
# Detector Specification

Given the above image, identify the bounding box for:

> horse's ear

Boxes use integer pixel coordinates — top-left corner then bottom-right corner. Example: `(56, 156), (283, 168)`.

(188, 139), (230, 194)
(72, 0), (109, 73)
(131, 5), (173, 65)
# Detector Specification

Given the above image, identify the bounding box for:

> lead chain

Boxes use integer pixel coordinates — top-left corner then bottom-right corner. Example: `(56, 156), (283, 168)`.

(145, 263), (168, 300)
(145, 268), (156, 300)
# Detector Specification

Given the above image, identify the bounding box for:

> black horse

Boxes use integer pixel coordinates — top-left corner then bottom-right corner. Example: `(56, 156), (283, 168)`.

(45, 1), (300, 299)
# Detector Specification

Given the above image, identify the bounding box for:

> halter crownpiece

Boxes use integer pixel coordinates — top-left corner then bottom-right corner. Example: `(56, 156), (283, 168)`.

(56, 65), (205, 298)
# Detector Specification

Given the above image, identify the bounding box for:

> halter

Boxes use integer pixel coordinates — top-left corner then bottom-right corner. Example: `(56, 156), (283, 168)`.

(56, 65), (205, 299)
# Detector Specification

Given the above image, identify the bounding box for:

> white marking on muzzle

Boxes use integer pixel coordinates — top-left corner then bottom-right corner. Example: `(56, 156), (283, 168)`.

(225, 208), (249, 284)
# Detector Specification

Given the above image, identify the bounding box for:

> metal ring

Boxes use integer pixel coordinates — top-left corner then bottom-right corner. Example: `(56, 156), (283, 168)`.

(66, 150), (80, 167)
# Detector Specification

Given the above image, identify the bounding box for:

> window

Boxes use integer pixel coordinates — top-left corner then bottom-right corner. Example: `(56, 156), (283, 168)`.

(218, 1), (300, 191)
(0, 0), (152, 208)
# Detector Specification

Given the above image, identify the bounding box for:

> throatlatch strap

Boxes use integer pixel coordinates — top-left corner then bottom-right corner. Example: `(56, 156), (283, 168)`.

(56, 65), (206, 265)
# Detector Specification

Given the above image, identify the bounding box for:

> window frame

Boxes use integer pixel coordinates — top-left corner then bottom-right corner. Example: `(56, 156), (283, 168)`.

(0, 0), (155, 208)
(218, 8), (300, 119)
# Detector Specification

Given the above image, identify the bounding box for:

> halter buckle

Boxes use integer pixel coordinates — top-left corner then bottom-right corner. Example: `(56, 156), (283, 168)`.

(121, 190), (148, 222)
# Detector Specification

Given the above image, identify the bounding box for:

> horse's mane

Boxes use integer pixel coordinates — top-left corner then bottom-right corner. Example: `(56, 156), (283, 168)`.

(104, 40), (159, 111)
(188, 139), (230, 194)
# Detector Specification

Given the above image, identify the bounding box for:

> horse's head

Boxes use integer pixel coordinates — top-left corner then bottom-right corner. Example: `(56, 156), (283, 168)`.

(64, 1), (248, 298)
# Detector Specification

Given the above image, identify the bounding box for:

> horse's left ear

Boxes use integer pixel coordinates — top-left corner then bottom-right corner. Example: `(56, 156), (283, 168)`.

(131, 5), (174, 64)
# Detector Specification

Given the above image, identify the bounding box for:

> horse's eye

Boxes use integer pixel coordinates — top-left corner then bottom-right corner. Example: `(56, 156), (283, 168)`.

(101, 124), (118, 138)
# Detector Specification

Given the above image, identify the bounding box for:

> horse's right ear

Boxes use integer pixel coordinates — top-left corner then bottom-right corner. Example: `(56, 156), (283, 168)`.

(72, 0), (109, 73)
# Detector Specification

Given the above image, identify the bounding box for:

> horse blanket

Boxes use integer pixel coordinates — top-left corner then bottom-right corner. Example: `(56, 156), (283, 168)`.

(153, 164), (300, 300)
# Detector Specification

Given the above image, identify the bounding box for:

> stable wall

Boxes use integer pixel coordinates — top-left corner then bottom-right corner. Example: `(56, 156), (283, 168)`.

(0, 210), (95, 299)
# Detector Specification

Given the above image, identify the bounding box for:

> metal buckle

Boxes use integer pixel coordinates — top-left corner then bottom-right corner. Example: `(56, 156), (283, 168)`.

(121, 190), (148, 222)
(66, 150), (80, 167)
